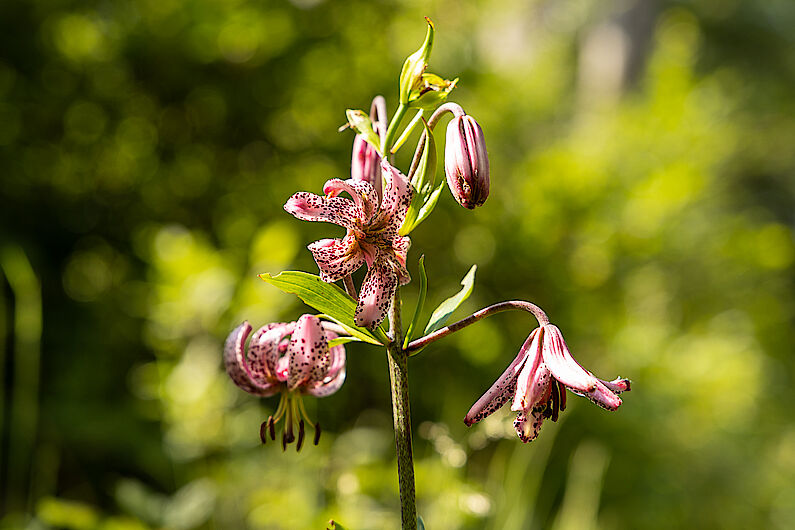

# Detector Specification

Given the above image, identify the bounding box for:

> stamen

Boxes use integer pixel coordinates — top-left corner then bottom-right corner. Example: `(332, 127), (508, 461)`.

(259, 420), (269, 444)
(296, 419), (305, 452)
(268, 415), (276, 441)
(297, 396), (316, 429)
(314, 423), (322, 445)
(550, 380), (560, 422)
(558, 381), (567, 411)
(283, 399), (295, 451)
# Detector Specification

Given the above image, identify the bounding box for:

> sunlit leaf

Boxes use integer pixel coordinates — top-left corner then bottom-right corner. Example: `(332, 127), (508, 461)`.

(259, 271), (387, 345)
(403, 255), (428, 348)
(424, 265), (476, 335)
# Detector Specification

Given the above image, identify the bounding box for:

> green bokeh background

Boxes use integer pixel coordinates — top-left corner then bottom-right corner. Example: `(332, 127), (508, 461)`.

(1, 0), (794, 528)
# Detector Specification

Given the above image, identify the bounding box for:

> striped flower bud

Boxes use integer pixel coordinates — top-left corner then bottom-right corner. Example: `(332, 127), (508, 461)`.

(444, 114), (489, 209)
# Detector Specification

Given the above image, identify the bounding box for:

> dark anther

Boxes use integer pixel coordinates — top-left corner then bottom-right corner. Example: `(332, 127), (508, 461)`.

(550, 381), (560, 422)
(282, 432), (287, 452)
(267, 416), (276, 441)
(296, 419), (305, 452)
(313, 423), (322, 446)
(259, 420), (269, 444)
(558, 381), (567, 411)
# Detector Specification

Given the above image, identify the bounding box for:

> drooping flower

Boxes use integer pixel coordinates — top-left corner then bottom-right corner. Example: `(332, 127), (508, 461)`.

(464, 324), (630, 442)
(444, 114), (489, 209)
(284, 160), (413, 330)
(224, 314), (346, 450)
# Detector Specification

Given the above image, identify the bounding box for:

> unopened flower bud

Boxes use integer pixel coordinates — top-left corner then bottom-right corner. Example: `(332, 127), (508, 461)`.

(351, 134), (381, 194)
(444, 114), (489, 209)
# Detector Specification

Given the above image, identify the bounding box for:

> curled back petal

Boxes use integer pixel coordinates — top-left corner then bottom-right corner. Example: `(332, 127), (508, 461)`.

(378, 160), (413, 232)
(307, 234), (366, 282)
(307, 365), (346, 398)
(322, 328), (347, 382)
(323, 178), (379, 223)
(541, 324), (600, 393)
(390, 236), (412, 285)
(514, 408), (545, 443)
(247, 322), (295, 383)
(354, 261), (398, 330)
(601, 377), (631, 393)
(570, 379), (623, 411)
(512, 331), (551, 413)
(287, 314), (330, 391)
(224, 322), (279, 397)
(284, 192), (360, 230)
(464, 332), (538, 426)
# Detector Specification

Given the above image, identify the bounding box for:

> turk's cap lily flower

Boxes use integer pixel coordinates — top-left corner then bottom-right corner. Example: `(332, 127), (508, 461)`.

(351, 134), (382, 198)
(284, 160), (413, 330)
(464, 324), (630, 443)
(224, 314), (346, 450)
(444, 114), (489, 209)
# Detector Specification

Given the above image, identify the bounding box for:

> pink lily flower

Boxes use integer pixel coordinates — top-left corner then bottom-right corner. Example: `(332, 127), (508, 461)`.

(465, 324), (630, 443)
(284, 160), (413, 330)
(224, 314), (346, 450)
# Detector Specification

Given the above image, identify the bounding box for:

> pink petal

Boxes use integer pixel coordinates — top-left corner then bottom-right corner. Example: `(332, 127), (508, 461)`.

(284, 192), (360, 230)
(511, 331), (551, 412)
(223, 322), (279, 397)
(601, 377), (631, 393)
(323, 178), (379, 223)
(378, 160), (413, 232)
(307, 234), (366, 282)
(464, 332), (537, 426)
(514, 408), (545, 443)
(391, 236), (412, 285)
(354, 261), (397, 330)
(570, 379), (623, 411)
(287, 315), (330, 391)
(307, 365), (346, 397)
(541, 325), (600, 393)
(247, 322), (295, 382)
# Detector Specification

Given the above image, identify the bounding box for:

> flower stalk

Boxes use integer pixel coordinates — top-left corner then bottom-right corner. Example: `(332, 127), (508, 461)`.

(386, 287), (417, 530)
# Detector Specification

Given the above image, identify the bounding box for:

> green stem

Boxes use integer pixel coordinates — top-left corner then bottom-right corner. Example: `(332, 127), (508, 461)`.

(387, 287), (417, 529)
(382, 103), (408, 156)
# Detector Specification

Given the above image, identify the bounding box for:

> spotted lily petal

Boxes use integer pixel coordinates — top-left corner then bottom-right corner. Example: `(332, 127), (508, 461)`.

(354, 260), (397, 330)
(511, 330), (550, 412)
(284, 192), (360, 230)
(223, 322), (279, 397)
(307, 364), (347, 397)
(464, 330), (538, 426)
(378, 160), (413, 234)
(541, 324), (601, 393)
(307, 235), (366, 282)
(323, 178), (379, 223)
(247, 322), (295, 382)
(391, 236), (412, 285)
(514, 408), (545, 443)
(287, 315), (330, 390)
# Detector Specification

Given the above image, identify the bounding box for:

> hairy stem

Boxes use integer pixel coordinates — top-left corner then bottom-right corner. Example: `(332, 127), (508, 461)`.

(387, 287), (417, 529)
(405, 300), (550, 354)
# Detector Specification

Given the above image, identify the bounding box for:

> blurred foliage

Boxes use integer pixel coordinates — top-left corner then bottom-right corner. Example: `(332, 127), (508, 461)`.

(1, 0), (794, 528)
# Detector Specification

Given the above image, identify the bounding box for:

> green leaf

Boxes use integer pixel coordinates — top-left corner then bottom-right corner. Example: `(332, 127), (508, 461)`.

(411, 179), (445, 231)
(399, 18), (434, 105)
(326, 521), (347, 530)
(327, 335), (365, 348)
(259, 271), (387, 345)
(345, 109), (382, 155)
(391, 109), (424, 154)
(424, 265), (477, 335)
(400, 120), (438, 236)
(403, 255), (428, 348)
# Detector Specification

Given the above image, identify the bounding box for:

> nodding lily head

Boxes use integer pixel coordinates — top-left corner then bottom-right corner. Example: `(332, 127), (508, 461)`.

(465, 324), (630, 442)
(224, 314), (346, 450)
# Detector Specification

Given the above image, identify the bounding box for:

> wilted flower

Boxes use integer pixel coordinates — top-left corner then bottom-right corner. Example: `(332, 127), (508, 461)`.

(351, 134), (381, 196)
(284, 160), (413, 330)
(444, 114), (489, 209)
(224, 314), (346, 450)
(465, 324), (630, 442)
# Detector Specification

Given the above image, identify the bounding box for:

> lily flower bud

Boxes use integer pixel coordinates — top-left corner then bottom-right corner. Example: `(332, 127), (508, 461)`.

(351, 134), (382, 196)
(444, 114), (490, 209)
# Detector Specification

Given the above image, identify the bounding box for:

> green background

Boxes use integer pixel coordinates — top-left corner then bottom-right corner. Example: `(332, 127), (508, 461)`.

(1, 0), (794, 528)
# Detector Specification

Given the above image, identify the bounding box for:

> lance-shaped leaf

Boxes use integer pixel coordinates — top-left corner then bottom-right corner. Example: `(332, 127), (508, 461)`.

(345, 109), (382, 155)
(399, 17), (434, 105)
(400, 119), (437, 236)
(391, 109), (424, 154)
(259, 271), (388, 345)
(403, 255), (428, 348)
(424, 265), (476, 335)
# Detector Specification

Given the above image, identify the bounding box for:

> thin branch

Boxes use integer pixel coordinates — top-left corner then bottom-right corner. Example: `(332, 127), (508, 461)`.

(405, 300), (550, 354)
